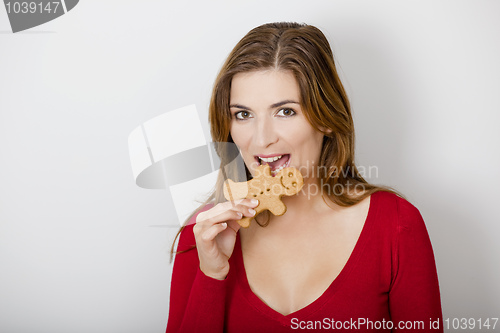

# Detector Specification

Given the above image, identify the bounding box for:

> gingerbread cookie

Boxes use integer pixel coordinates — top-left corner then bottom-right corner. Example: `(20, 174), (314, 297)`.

(223, 164), (304, 228)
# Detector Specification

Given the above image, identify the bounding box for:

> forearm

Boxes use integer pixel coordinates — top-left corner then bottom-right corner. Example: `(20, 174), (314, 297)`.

(167, 267), (227, 333)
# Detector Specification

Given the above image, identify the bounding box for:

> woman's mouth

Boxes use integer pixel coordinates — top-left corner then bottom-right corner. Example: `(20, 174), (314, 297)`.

(254, 154), (291, 176)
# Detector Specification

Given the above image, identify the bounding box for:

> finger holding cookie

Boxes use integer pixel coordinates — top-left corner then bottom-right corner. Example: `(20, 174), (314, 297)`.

(193, 198), (259, 280)
(223, 164), (304, 228)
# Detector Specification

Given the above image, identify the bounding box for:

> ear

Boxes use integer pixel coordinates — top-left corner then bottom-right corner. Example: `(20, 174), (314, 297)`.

(319, 126), (333, 135)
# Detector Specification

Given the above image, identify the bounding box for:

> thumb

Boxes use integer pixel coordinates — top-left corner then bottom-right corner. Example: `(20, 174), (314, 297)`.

(227, 219), (243, 233)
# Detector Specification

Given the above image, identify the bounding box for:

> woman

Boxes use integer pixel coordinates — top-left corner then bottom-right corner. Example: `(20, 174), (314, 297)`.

(166, 22), (442, 332)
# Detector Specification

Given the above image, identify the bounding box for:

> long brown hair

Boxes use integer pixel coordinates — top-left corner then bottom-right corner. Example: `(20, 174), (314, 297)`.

(170, 22), (401, 261)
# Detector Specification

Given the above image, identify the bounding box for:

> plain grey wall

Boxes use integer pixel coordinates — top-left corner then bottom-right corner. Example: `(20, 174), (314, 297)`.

(1, 0), (499, 332)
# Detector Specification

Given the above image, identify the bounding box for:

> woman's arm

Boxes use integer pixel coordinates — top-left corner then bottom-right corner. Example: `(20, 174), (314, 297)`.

(166, 200), (258, 333)
(166, 223), (228, 333)
(389, 198), (443, 332)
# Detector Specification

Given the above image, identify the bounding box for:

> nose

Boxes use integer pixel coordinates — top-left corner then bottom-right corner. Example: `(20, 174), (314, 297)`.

(253, 116), (279, 148)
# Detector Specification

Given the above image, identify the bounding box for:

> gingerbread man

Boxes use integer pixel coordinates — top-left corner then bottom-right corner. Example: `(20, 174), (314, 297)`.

(223, 164), (304, 228)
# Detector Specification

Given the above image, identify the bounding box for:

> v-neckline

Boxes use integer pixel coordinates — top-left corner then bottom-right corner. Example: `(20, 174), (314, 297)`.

(233, 192), (379, 325)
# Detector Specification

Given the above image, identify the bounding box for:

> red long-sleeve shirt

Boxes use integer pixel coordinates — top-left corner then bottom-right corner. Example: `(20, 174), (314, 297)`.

(166, 191), (443, 332)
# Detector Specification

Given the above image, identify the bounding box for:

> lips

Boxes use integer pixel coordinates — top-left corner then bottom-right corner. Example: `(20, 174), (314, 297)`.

(254, 154), (291, 175)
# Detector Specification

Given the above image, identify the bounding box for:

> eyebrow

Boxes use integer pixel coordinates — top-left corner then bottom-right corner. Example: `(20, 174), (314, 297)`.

(229, 100), (299, 110)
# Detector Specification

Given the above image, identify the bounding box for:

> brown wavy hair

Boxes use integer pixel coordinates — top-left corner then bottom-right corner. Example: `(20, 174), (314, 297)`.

(170, 22), (401, 261)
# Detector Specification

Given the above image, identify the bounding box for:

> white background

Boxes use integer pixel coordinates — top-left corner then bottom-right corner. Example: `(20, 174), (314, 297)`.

(1, 0), (499, 332)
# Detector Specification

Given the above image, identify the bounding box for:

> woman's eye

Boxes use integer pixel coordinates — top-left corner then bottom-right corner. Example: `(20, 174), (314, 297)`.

(276, 108), (296, 117)
(234, 111), (252, 120)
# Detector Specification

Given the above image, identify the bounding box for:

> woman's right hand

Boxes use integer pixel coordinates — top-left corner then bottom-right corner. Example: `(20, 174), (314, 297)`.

(193, 199), (258, 280)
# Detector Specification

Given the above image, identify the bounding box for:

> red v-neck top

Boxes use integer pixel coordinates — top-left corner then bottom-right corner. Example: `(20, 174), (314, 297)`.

(166, 191), (443, 332)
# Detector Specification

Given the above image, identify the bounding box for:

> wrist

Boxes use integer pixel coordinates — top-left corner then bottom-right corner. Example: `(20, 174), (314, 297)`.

(200, 265), (229, 281)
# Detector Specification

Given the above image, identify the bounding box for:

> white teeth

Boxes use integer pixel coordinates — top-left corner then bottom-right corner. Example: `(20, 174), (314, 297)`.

(270, 159), (290, 175)
(258, 155), (282, 163)
(271, 165), (285, 174)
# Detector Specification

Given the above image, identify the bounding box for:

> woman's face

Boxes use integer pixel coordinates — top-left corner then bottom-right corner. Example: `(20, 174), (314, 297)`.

(229, 70), (325, 180)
